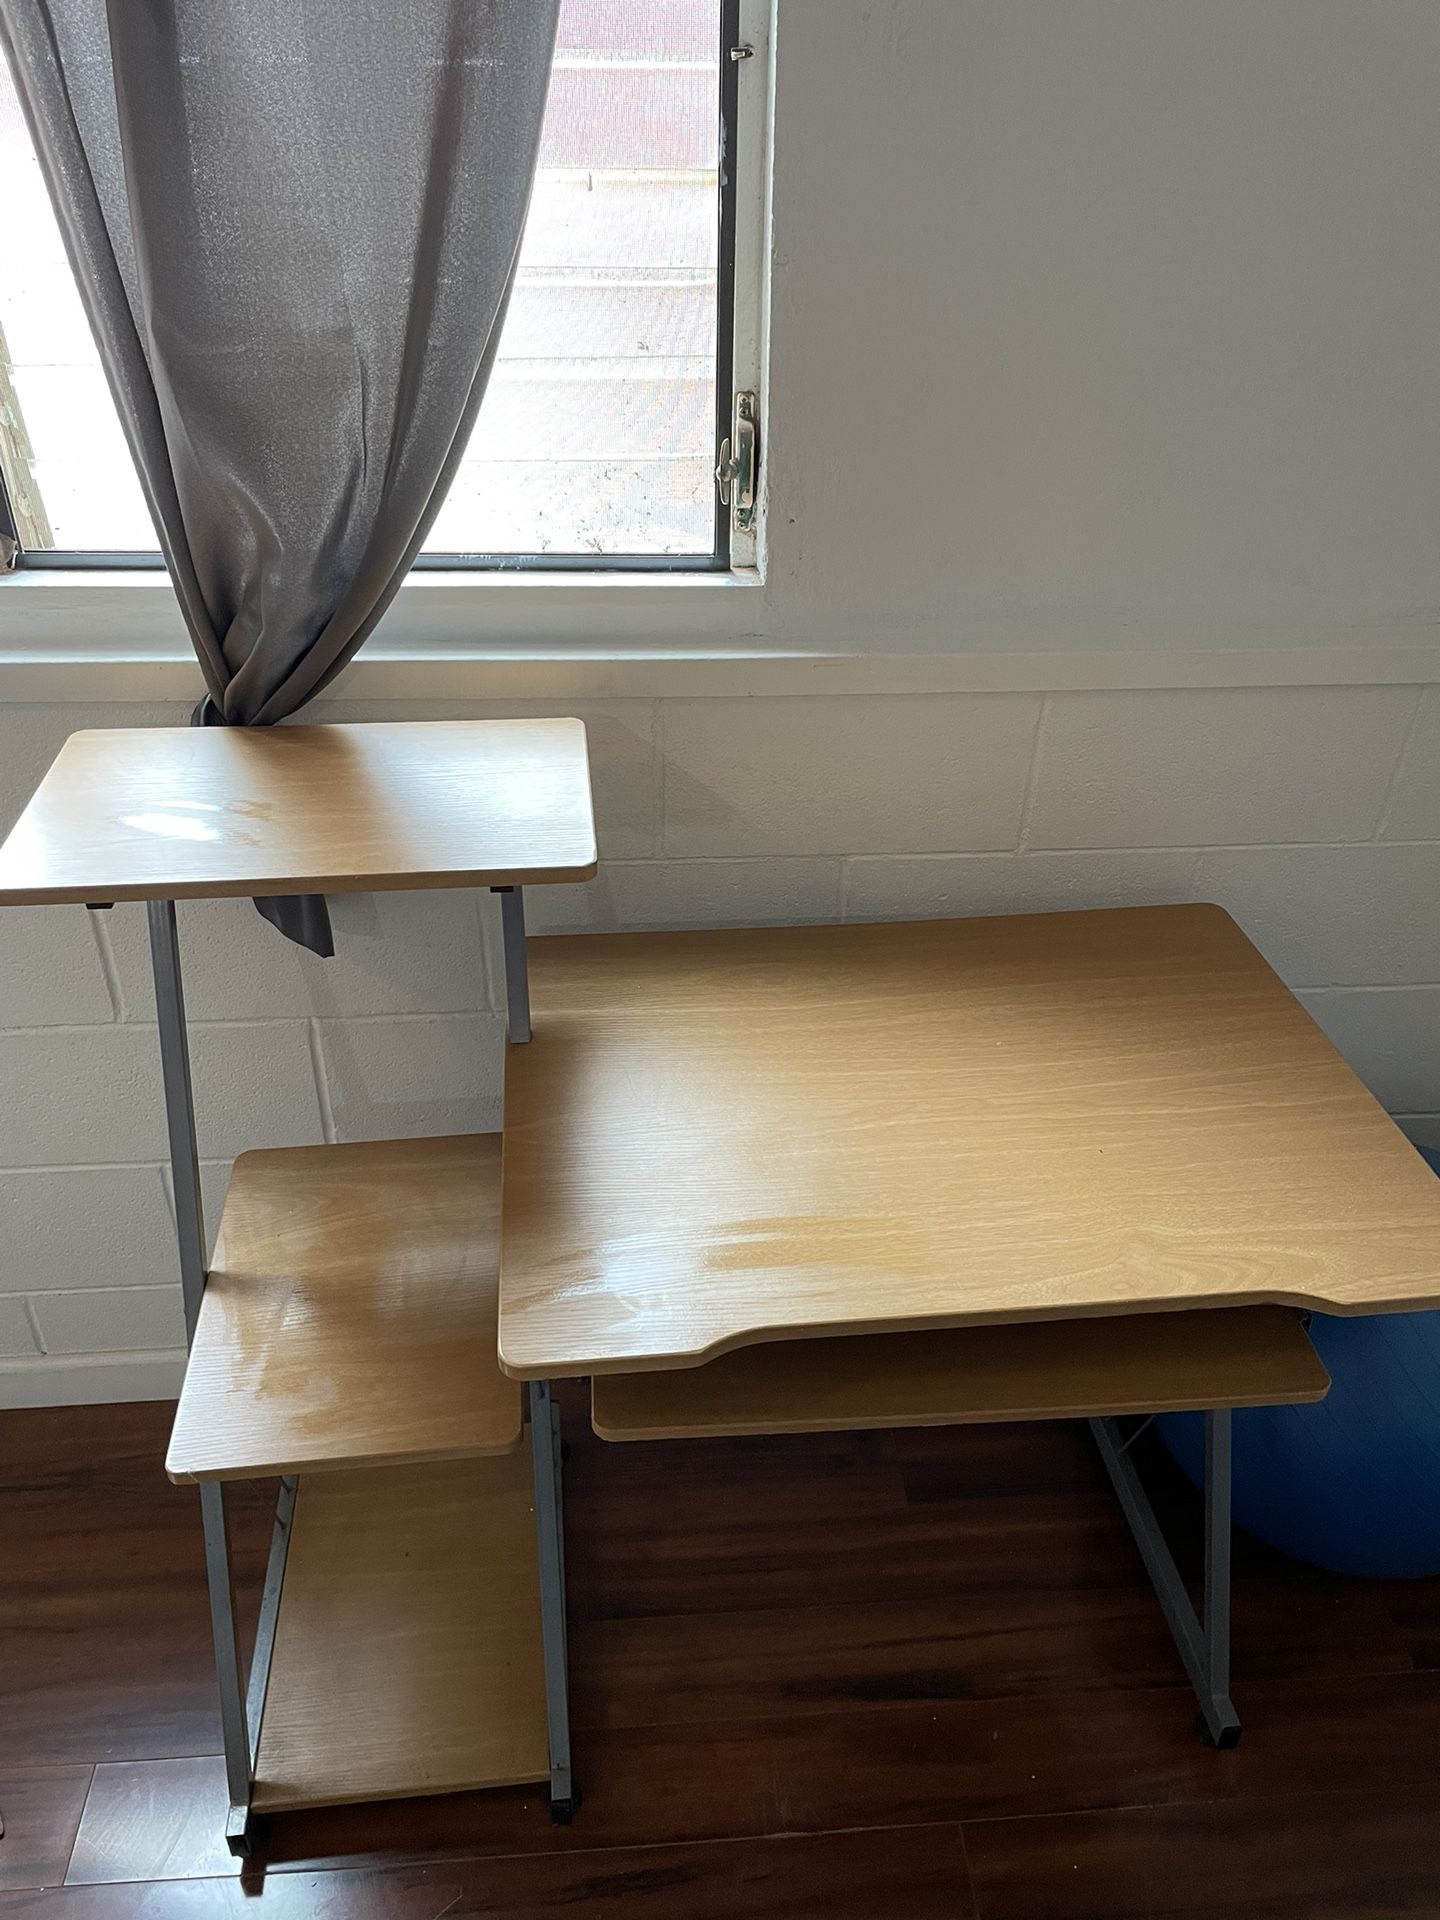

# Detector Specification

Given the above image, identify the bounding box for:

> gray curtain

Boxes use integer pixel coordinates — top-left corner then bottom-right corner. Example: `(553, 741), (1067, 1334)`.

(0, 0), (560, 951)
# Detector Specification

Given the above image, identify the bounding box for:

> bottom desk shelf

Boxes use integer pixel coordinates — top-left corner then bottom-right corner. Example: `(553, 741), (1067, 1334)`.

(250, 1452), (549, 1815)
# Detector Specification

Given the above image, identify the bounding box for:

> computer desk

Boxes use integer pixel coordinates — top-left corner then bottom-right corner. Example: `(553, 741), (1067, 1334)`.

(499, 904), (1440, 1756)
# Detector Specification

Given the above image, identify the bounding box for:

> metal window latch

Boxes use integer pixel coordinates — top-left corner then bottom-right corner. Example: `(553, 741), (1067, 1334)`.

(715, 390), (759, 533)
(729, 43), (754, 61)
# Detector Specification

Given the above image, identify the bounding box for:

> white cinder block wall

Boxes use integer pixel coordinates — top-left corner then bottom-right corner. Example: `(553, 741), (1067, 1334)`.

(3, 682), (1439, 1405)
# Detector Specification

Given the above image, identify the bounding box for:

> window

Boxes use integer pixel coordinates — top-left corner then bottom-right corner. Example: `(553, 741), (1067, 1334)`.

(0, 0), (741, 571)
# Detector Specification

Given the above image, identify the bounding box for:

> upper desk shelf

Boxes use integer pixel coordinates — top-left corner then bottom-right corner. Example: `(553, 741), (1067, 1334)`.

(0, 718), (597, 906)
(499, 904), (1440, 1378)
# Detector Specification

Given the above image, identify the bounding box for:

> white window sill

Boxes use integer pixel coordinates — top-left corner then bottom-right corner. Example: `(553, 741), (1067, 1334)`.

(0, 567), (792, 700)
(3, 566), (1440, 699)
(0, 563), (762, 636)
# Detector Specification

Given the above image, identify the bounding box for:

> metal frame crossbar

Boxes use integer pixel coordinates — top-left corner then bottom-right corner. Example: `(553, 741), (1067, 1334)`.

(1090, 1409), (1240, 1748)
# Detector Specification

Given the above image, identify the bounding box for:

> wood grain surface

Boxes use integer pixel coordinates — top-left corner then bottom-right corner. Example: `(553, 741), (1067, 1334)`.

(0, 719), (596, 904)
(500, 906), (1440, 1376)
(591, 1305), (1328, 1440)
(250, 1454), (548, 1813)
(167, 1136), (520, 1482)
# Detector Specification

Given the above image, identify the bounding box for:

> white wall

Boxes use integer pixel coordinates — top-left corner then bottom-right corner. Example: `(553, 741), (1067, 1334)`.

(2, 0), (1439, 1403)
(763, 0), (1440, 651)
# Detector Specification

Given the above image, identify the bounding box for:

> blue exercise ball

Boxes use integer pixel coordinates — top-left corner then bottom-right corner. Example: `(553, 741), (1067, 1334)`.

(1157, 1146), (1440, 1579)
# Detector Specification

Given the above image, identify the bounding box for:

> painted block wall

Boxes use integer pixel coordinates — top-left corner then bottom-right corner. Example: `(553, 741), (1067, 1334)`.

(2, 683), (1438, 1405)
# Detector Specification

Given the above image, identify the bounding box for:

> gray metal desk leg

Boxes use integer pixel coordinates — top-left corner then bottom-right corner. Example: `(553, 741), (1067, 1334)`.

(1202, 1408), (1233, 1725)
(147, 901), (258, 1854)
(493, 886), (532, 1043)
(528, 1379), (577, 1820)
(1090, 1409), (1241, 1748)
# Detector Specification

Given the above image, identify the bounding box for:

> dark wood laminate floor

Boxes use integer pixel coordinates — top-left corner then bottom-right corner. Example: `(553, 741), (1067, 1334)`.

(2, 1392), (1439, 1916)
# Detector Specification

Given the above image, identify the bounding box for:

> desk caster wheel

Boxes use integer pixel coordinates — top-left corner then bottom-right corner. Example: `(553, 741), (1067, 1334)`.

(1195, 1712), (1242, 1750)
(549, 1788), (581, 1826)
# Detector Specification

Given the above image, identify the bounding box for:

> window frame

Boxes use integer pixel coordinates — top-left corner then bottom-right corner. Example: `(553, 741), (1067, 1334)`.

(0, 0), (751, 577)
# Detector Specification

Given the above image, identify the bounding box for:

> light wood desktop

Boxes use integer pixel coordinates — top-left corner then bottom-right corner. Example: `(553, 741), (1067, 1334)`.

(0, 717), (597, 904)
(500, 905), (1440, 1380)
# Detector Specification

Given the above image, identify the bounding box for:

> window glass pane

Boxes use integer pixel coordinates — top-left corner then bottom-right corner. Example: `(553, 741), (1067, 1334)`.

(0, 68), (155, 550)
(0, 0), (720, 559)
(425, 0), (719, 556)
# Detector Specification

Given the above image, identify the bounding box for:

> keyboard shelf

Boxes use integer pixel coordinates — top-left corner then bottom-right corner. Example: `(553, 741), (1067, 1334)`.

(592, 1306), (1329, 1442)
